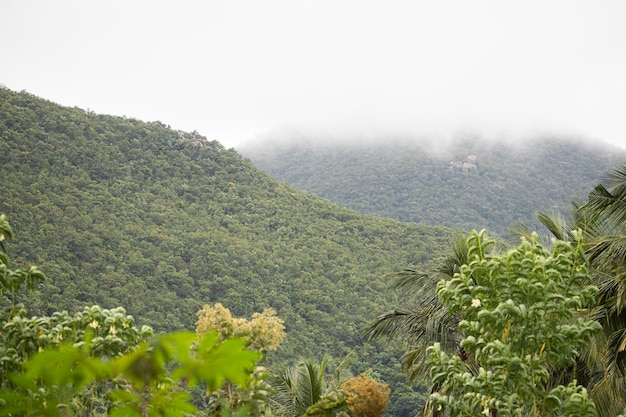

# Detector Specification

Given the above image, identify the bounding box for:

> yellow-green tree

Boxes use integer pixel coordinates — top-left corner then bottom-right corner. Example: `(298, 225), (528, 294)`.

(196, 302), (286, 414)
(196, 302), (285, 352)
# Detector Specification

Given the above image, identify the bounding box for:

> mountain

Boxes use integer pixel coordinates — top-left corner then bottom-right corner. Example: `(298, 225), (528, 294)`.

(240, 134), (625, 238)
(0, 87), (461, 415)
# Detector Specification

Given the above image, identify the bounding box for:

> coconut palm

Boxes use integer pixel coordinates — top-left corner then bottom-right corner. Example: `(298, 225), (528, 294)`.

(363, 236), (492, 417)
(364, 235), (493, 381)
(522, 163), (626, 417)
(269, 355), (350, 417)
(363, 269), (459, 384)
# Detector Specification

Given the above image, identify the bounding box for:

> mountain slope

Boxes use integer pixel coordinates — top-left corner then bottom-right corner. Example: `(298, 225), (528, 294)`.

(0, 87), (458, 376)
(240, 135), (625, 238)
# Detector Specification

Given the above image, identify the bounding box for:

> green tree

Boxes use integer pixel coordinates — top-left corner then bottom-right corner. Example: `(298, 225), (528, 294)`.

(425, 230), (600, 416)
(0, 330), (259, 417)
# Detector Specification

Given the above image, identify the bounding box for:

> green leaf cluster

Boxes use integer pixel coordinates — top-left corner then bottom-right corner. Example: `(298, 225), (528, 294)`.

(426, 230), (601, 416)
(0, 330), (259, 417)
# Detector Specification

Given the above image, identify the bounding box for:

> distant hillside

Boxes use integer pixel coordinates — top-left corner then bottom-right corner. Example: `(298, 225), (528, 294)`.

(0, 87), (462, 415)
(240, 134), (625, 237)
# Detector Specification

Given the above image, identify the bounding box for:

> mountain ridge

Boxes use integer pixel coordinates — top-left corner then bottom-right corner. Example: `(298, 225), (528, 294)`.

(0, 87), (457, 413)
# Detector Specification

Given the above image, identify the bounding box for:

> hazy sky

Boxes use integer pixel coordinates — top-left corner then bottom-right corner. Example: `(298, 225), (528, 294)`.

(2, 1), (625, 149)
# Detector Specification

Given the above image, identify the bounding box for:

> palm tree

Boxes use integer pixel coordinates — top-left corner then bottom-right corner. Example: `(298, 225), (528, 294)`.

(363, 269), (458, 384)
(269, 356), (350, 417)
(521, 163), (626, 417)
(364, 236), (494, 417)
(364, 235), (491, 381)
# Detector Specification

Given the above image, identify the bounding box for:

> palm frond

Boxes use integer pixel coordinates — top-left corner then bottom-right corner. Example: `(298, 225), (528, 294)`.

(435, 236), (470, 279)
(330, 352), (353, 390)
(364, 295), (460, 383)
(298, 359), (325, 411)
(585, 183), (626, 228)
(587, 234), (626, 267)
(269, 366), (301, 417)
(508, 220), (533, 241)
(589, 354), (626, 417)
(536, 210), (572, 241)
(364, 293), (457, 347)
(388, 268), (434, 293)
(603, 163), (626, 194)
(268, 355), (349, 417)
(605, 328), (626, 377)
(364, 308), (424, 342)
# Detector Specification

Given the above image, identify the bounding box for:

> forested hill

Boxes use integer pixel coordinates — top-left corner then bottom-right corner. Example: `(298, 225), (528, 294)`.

(0, 87), (457, 380)
(240, 134), (625, 238)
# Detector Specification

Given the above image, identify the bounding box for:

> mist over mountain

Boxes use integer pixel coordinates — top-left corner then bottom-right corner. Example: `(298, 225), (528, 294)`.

(240, 132), (624, 238)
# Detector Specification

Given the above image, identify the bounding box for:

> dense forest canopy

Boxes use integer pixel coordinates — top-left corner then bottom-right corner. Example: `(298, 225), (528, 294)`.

(240, 134), (625, 237)
(0, 87), (463, 415)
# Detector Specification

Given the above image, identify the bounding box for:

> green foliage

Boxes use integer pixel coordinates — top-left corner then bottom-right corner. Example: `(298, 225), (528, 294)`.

(528, 162), (626, 417)
(0, 304), (153, 378)
(0, 331), (259, 417)
(0, 214), (14, 247)
(241, 136), (624, 238)
(0, 343), (107, 416)
(0, 215), (261, 416)
(303, 389), (348, 417)
(0, 86), (460, 413)
(0, 213), (45, 304)
(425, 230), (601, 416)
(270, 356), (350, 417)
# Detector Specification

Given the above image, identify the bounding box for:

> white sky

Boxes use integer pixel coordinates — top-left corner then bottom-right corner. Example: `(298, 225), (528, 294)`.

(1, 0), (625, 149)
